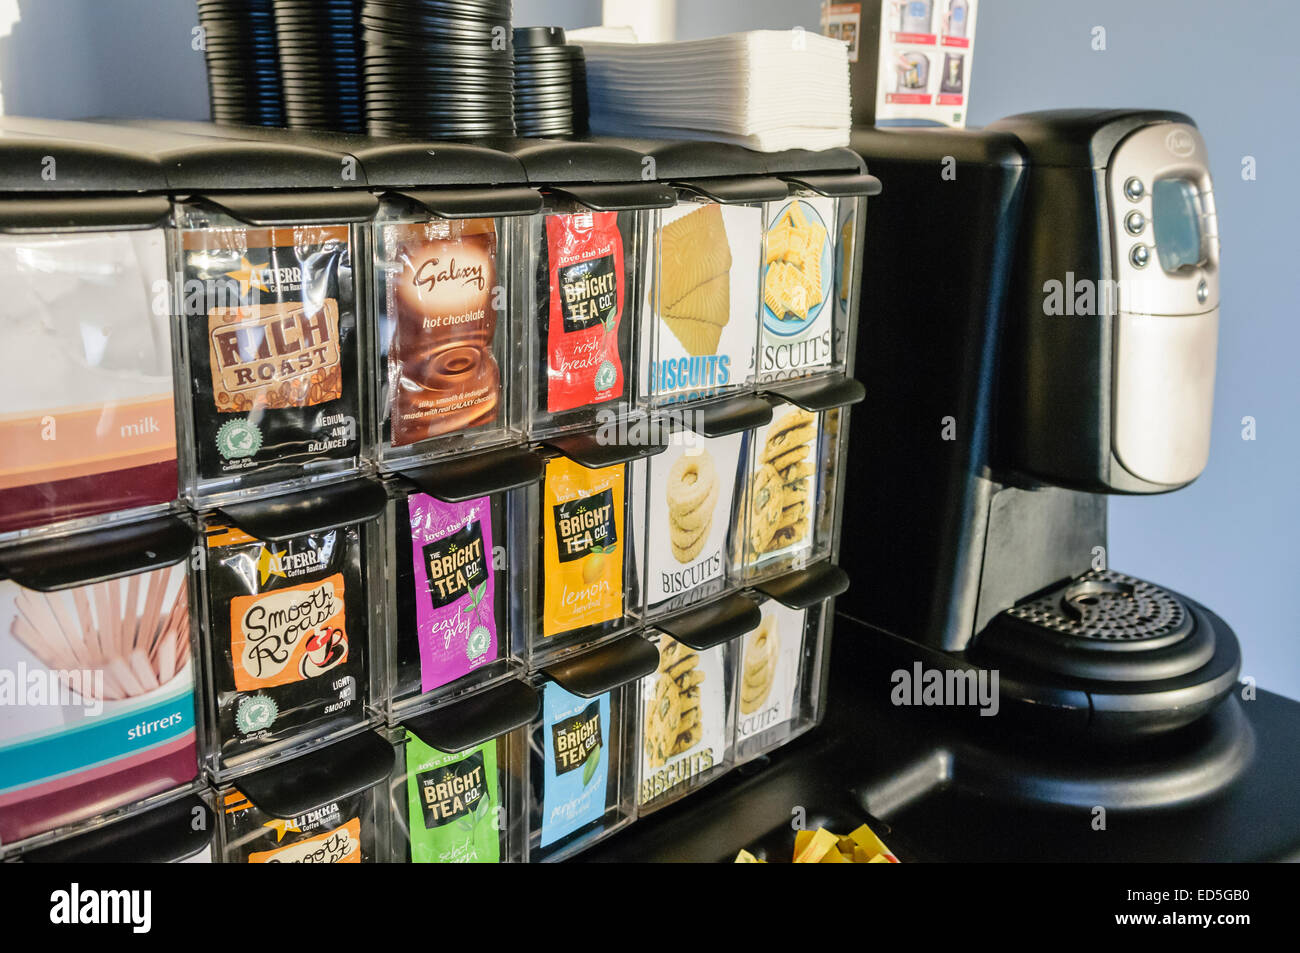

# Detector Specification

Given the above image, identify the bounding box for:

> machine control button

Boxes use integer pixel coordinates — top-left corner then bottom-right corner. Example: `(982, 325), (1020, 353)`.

(1197, 279), (1209, 304)
(1130, 244), (1150, 268)
(1124, 177), (1145, 201)
(1125, 210), (1146, 235)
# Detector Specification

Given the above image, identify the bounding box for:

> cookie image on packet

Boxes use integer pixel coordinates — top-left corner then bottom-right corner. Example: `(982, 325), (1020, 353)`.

(666, 449), (718, 564)
(657, 204), (732, 356)
(740, 615), (779, 715)
(644, 637), (705, 768)
(750, 408), (818, 557)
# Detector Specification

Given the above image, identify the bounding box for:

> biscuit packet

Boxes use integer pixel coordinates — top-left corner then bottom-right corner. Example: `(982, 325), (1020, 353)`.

(638, 634), (732, 808)
(759, 196), (838, 378)
(743, 406), (823, 569)
(540, 456), (625, 640)
(640, 200), (762, 404)
(734, 600), (806, 747)
(178, 222), (360, 497)
(539, 211), (628, 414)
(635, 429), (745, 616)
(203, 521), (367, 772)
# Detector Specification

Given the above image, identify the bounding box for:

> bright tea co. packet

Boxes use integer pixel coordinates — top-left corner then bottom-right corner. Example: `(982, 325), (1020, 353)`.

(538, 682), (611, 848)
(204, 522), (365, 768)
(403, 732), (501, 863)
(541, 457), (625, 639)
(180, 224), (360, 491)
(380, 219), (501, 448)
(540, 211), (628, 414)
(406, 493), (501, 693)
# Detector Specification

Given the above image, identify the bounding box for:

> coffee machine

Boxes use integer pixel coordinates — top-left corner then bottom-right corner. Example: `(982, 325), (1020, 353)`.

(841, 110), (1242, 749)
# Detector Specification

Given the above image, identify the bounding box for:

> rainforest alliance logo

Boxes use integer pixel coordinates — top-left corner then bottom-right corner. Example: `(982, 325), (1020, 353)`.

(216, 417), (262, 460)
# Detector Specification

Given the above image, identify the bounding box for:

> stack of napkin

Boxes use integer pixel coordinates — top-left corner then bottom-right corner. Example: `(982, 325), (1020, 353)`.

(574, 30), (852, 152)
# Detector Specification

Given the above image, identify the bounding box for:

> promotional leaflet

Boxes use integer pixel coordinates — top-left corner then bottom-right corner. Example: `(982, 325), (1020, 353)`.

(539, 682), (612, 848)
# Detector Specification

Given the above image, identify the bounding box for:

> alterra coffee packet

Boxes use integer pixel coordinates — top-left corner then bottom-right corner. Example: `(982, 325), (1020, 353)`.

(542, 456), (625, 639)
(406, 493), (501, 694)
(541, 211), (628, 414)
(180, 224), (359, 490)
(222, 789), (369, 863)
(204, 522), (365, 769)
(403, 732), (501, 863)
(539, 682), (611, 849)
(380, 219), (501, 448)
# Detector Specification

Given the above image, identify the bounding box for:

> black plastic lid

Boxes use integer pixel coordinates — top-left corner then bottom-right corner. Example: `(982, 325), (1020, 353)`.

(389, 185), (541, 219)
(594, 136), (771, 179)
(985, 109), (1195, 169)
(675, 175), (790, 204)
(763, 375), (866, 412)
(541, 633), (660, 697)
(669, 393), (774, 438)
(752, 561), (850, 609)
(501, 137), (654, 184)
(0, 122), (169, 193)
(0, 194), (172, 232)
(215, 478), (387, 542)
(128, 121), (531, 189)
(21, 794), (214, 864)
(851, 125), (1028, 169)
(402, 678), (540, 753)
(549, 181), (678, 211)
(189, 189), (378, 225)
(233, 729), (392, 819)
(783, 171), (882, 198)
(0, 514), (192, 592)
(762, 146), (867, 175)
(654, 592), (762, 651)
(542, 426), (668, 468)
(514, 25), (566, 48)
(393, 445), (545, 503)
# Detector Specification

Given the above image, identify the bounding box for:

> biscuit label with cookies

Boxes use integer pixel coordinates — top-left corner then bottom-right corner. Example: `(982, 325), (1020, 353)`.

(736, 602), (806, 740)
(641, 202), (762, 403)
(639, 431), (743, 612)
(639, 635), (730, 805)
(760, 197), (837, 378)
(542, 457), (625, 638)
(540, 683), (612, 847)
(405, 733), (500, 863)
(409, 493), (498, 693)
(544, 212), (626, 413)
(746, 407), (821, 564)
(381, 219), (501, 448)
(181, 225), (359, 485)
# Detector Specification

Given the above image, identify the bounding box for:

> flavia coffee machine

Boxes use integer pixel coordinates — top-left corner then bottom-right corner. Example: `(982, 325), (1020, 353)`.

(840, 110), (1243, 757)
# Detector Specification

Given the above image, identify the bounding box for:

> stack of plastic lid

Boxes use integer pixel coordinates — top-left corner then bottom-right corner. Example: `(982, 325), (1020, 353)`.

(361, 0), (515, 138)
(272, 0), (365, 134)
(196, 0), (285, 127)
(513, 26), (586, 137)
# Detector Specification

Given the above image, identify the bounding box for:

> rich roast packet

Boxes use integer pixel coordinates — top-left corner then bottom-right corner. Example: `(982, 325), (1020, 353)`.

(180, 224), (360, 494)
